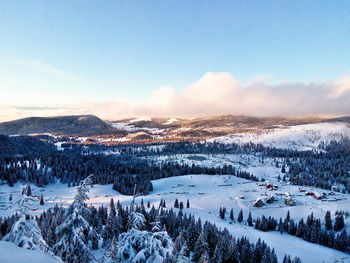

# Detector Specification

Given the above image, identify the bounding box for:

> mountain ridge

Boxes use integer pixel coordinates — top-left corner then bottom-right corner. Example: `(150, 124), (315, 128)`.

(0, 115), (116, 136)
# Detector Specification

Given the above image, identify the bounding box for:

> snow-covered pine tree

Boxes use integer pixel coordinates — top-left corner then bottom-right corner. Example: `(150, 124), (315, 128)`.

(127, 211), (146, 231)
(102, 207), (121, 247)
(114, 212), (176, 263)
(187, 216), (199, 251)
(3, 195), (53, 254)
(175, 243), (191, 263)
(91, 228), (99, 250)
(52, 175), (95, 263)
(173, 231), (189, 258)
(110, 236), (117, 260)
(192, 230), (209, 263)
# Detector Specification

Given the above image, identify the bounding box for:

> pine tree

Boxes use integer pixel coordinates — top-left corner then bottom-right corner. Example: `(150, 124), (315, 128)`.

(53, 175), (95, 263)
(261, 246), (272, 263)
(219, 207), (225, 219)
(115, 212), (175, 262)
(238, 209), (243, 223)
(180, 201), (184, 210)
(186, 199), (190, 208)
(334, 214), (344, 231)
(278, 218), (283, 234)
(296, 219), (304, 237)
(91, 228), (98, 250)
(25, 183), (32, 196)
(212, 245), (223, 263)
(229, 209), (234, 221)
(247, 212), (253, 226)
(39, 194), (44, 205)
(325, 211), (332, 230)
(110, 236), (117, 260)
(174, 199), (179, 208)
(281, 164), (286, 173)
(110, 198), (116, 217)
(186, 217), (199, 251)
(283, 255), (291, 263)
(193, 231), (209, 263)
(286, 210), (290, 221)
(292, 257), (302, 263)
(173, 232), (190, 259)
(102, 209), (120, 247)
(175, 243), (191, 263)
(4, 195), (52, 254)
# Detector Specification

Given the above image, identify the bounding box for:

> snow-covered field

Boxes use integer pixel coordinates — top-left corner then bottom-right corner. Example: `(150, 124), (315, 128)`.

(1, 173), (349, 263)
(209, 122), (350, 150)
(147, 153), (282, 182)
(0, 241), (62, 263)
(109, 122), (166, 134)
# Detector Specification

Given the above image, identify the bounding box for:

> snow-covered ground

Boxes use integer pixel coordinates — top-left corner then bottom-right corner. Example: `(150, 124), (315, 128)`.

(146, 153), (285, 183)
(0, 173), (349, 263)
(209, 122), (350, 150)
(0, 241), (62, 263)
(164, 117), (179, 125)
(109, 122), (165, 134)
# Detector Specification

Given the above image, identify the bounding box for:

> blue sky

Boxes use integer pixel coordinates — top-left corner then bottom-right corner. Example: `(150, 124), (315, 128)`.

(1, 1), (350, 120)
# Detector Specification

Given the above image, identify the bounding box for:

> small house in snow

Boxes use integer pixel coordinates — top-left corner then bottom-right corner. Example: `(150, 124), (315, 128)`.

(253, 198), (264, 207)
(284, 196), (295, 206)
(313, 191), (321, 199)
(266, 195), (277, 204)
(265, 181), (278, 190)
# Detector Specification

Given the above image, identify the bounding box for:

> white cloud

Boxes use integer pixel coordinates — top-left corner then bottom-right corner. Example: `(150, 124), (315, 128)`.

(80, 72), (350, 120)
(330, 77), (350, 98)
(2, 72), (350, 122)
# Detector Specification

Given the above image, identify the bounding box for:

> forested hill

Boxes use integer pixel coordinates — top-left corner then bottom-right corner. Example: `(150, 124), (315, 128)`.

(0, 115), (115, 136)
(327, 116), (350, 123)
(0, 135), (56, 157)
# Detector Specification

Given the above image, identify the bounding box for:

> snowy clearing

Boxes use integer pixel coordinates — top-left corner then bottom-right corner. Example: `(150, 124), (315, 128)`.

(0, 173), (349, 262)
(0, 241), (62, 263)
(209, 122), (350, 150)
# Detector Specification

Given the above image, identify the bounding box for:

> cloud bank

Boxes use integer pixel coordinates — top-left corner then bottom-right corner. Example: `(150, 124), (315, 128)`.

(2, 72), (350, 122)
(83, 72), (350, 120)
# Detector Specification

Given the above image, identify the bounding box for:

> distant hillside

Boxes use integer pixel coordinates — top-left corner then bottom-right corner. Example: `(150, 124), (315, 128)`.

(0, 115), (115, 136)
(326, 116), (350, 123)
(102, 115), (333, 144)
(0, 135), (56, 156)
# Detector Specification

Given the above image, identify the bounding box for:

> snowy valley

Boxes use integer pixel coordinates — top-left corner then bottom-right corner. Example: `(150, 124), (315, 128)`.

(0, 118), (350, 263)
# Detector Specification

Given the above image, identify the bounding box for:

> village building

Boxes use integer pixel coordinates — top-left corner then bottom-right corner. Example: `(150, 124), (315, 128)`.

(284, 196), (295, 206)
(253, 197), (264, 207)
(266, 195), (277, 204)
